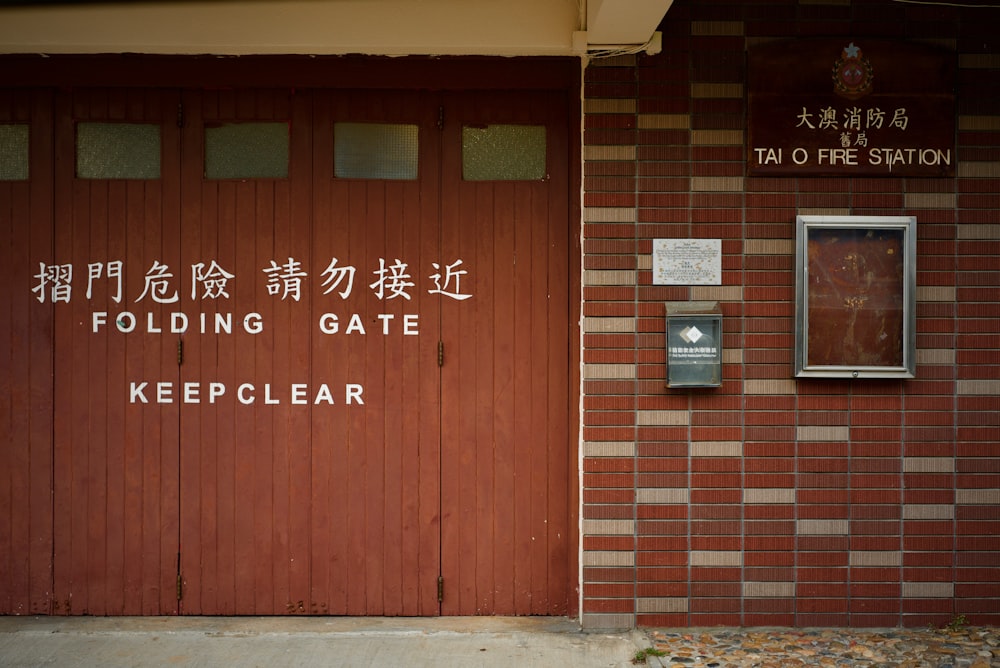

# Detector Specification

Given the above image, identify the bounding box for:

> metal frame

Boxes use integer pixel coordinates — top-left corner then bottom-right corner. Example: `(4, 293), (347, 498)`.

(794, 215), (917, 379)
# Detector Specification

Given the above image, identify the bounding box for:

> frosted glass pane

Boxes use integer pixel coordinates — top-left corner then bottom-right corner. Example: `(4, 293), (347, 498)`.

(462, 124), (546, 181)
(0, 124), (29, 181)
(334, 123), (418, 180)
(205, 122), (289, 179)
(77, 122), (160, 179)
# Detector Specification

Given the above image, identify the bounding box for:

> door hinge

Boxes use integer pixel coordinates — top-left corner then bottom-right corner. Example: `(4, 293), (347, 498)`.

(437, 576), (444, 602)
(177, 339), (184, 366)
(437, 340), (444, 367)
(437, 106), (444, 131)
(176, 551), (184, 600)
(177, 102), (185, 129)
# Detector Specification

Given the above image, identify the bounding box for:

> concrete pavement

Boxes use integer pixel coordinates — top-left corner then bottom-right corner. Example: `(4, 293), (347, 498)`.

(0, 616), (646, 668)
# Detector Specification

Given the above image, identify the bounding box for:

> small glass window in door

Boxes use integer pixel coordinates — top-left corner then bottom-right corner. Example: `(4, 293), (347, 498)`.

(334, 122), (418, 180)
(76, 122), (161, 179)
(462, 124), (546, 181)
(0, 124), (29, 181)
(205, 122), (289, 179)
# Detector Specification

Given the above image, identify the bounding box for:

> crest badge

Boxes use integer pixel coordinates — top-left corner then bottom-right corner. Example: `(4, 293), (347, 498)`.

(832, 42), (874, 100)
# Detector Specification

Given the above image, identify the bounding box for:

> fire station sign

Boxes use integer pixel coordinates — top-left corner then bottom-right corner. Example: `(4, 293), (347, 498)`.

(748, 39), (955, 177)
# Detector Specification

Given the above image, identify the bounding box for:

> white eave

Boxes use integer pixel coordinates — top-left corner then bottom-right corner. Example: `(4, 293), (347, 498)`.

(0, 0), (672, 57)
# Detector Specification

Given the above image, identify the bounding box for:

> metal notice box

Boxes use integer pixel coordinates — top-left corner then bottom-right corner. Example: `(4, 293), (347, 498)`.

(665, 301), (723, 388)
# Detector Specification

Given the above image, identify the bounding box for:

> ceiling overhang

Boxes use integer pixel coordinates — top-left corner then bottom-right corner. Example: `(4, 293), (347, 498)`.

(0, 0), (672, 57)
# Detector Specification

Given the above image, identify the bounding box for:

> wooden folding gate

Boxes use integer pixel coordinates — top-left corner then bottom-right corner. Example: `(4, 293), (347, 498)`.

(0, 76), (576, 616)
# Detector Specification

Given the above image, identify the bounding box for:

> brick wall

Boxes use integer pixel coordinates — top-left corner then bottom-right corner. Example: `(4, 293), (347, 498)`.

(580, 0), (1000, 629)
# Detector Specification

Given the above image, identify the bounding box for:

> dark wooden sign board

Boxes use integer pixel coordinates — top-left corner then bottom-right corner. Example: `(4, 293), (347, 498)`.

(748, 39), (955, 178)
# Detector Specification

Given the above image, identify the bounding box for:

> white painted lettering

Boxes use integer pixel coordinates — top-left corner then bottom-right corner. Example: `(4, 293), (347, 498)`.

(264, 384), (279, 405)
(93, 311), (108, 332)
(147, 312), (162, 334)
(345, 313), (365, 334)
(291, 383), (308, 405)
(183, 382), (199, 404)
(130, 381), (148, 403)
(171, 312), (188, 334)
(404, 314), (419, 335)
(209, 382), (225, 403)
(346, 383), (364, 405)
(314, 384), (335, 405)
(156, 381), (172, 403)
(238, 383), (254, 404)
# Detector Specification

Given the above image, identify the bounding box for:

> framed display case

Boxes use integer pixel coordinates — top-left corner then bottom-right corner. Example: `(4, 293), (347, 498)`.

(794, 215), (916, 379)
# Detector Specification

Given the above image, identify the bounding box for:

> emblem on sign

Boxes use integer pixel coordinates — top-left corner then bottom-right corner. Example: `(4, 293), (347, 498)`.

(832, 42), (873, 100)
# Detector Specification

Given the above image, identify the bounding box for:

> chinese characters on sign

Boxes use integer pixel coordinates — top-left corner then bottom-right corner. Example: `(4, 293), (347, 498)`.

(33, 257), (473, 304)
(748, 39), (955, 177)
(32, 255), (476, 407)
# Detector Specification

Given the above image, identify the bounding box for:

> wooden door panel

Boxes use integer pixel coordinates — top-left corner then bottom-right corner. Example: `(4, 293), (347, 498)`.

(439, 90), (572, 615)
(310, 90), (442, 615)
(49, 88), (181, 615)
(0, 89), (55, 615)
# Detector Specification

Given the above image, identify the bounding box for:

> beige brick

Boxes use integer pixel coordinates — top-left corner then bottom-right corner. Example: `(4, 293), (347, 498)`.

(958, 224), (1000, 240)
(691, 285), (742, 301)
(904, 193), (956, 210)
(798, 519), (848, 535)
(797, 207), (850, 216)
(691, 441), (742, 457)
(583, 207), (635, 223)
(957, 380), (1000, 395)
(916, 349), (954, 366)
(581, 613), (633, 630)
(585, 99), (636, 114)
(583, 145), (636, 162)
(583, 317), (635, 333)
(797, 425), (849, 442)
(691, 21), (744, 36)
(959, 116), (1000, 131)
(583, 519), (635, 536)
(902, 504), (954, 520)
(850, 551), (902, 567)
(960, 54), (1000, 69)
(637, 488), (689, 504)
(691, 130), (743, 147)
(904, 457), (954, 473)
(917, 286), (957, 302)
(745, 379), (796, 395)
(691, 83), (743, 99)
(744, 239), (794, 255)
(637, 410), (689, 426)
(690, 551), (741, 567)
(743, 582), (794, 598)
(637, 597), (688, 613)
(902, 582), (953, 598)
(957, 161), (1000, 178)
(957, 489), (1000, 505)
(723, 348), (742, 365)
(582, 550), (635, 567)
(638, 114), (690, 130)
(583, 363), (636, 380)
(584, 441), (636, 458)
(744, 488), (795, 505)
(584, 269), (637, 286)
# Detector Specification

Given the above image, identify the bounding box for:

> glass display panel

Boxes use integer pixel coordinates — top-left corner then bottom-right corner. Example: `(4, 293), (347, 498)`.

(76, 122), (161, 179)
(462, 124), (546, 181)
(795, 215), (916, 379)
(205, 122), (289, 179)
(0, 124), (29, 181)
(334, 122), (418, 180)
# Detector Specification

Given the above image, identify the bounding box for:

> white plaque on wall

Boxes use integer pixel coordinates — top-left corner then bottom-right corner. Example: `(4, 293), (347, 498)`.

(653, 238), (722, 285)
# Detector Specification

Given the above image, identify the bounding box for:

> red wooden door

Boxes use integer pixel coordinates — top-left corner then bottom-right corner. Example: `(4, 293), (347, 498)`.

(50, 88), (182, 615)
(0, 89), (55, 615)
(439, 91), (572, 615)
(1, 82), (573, 617)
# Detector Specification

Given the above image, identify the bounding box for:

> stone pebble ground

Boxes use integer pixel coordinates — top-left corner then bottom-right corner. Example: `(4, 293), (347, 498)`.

(641, 626), (1000, 667)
